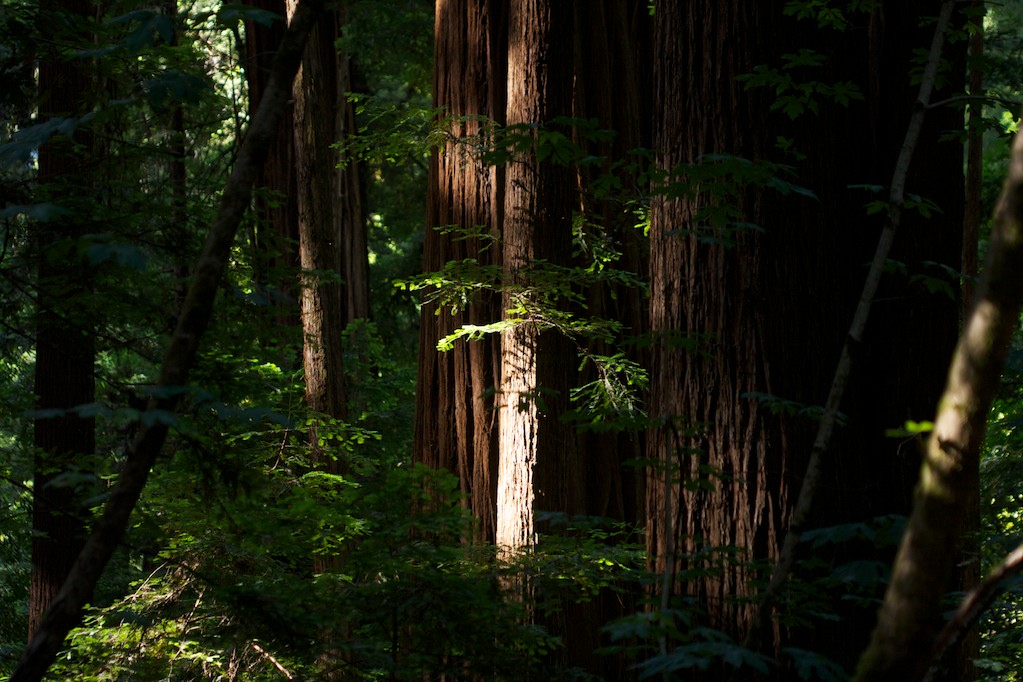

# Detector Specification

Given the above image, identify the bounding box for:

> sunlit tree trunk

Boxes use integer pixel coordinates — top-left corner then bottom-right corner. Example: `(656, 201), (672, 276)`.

(496, 0), (577, 552)
(413, 0), (506, 543)
(646, 1), (964, 674)
(29, 0), (95, 640)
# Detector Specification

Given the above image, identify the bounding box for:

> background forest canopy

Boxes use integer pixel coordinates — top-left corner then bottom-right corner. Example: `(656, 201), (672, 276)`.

(4, 0), (1023, 681)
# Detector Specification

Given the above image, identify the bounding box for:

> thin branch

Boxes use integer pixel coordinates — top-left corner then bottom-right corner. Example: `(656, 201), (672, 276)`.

(7, 2), (325, 679)
(743, 0), (957, 656)
(250, 641), (296, 680)
(921, 540), (1023, 682)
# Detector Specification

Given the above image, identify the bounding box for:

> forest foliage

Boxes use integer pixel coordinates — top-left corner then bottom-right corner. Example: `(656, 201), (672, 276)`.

(3, 0), (1023, 680)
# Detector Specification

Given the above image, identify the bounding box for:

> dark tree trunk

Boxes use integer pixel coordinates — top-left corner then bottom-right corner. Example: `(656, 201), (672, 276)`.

(29, 0), (96, 640)
(287, 1), (350, 475)
(571, 0), (651, 526)
(245, 0), (301, 333)
(413, 0), (507, 543)
(646, 0), (964, 674)
(339, 49), (370, 323)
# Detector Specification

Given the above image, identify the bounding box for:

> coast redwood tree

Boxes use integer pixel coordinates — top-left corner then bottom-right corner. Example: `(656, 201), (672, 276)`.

(288, 0), (350, 458)
(413, 0), (506, 542)
(646, 0), (964, 673)
(495, 0), (578, 551)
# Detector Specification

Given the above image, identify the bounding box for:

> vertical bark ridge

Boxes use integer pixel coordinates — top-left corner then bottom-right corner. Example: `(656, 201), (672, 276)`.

(414, 0), (506, 542)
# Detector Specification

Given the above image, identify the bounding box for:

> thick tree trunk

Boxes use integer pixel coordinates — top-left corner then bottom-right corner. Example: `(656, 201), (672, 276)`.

(646, 0), (773, 648)
(29, 0), (95, 640)
(496, 0), (578, 551)
(413, 0), (506, 543)
(646, 1), (964, 674)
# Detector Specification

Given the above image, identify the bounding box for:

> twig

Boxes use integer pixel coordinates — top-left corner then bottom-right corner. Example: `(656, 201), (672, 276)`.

(251, 641), (296, 680)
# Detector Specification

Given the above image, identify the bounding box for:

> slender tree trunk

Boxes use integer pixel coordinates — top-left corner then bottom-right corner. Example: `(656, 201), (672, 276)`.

(245, 0), (301, 335)
(414, 0), (506, 543)
(339, 49), (369, 323)
(286, 0), (349, 476)
(29, 0), (95, 640)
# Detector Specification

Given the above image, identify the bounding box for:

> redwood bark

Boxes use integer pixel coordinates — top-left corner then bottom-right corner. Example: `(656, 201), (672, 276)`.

(413, 0), (506, 543)
(646, 1), (964, 673)
(495, 0), (578, 551)
(288, 0), (349, 452)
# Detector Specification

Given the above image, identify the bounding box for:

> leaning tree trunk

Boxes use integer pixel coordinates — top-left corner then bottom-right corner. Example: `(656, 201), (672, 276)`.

(29, 0), (96, 640)
(413, 0), (507, 543)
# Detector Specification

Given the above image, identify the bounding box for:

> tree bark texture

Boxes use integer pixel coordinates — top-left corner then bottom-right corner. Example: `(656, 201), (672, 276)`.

(248, 0), (367, 336)
(647, 0), (774, 649)
(245, 0), (301, 331)
(288, 0), (349, 444)
(413, 0), (506, 543)
(571, 0), (651, 526)
(10, 3), (323, 677)
(29, 0), (96, 640)
(647, 0), (964, 672)
(496, 0), (578, 551)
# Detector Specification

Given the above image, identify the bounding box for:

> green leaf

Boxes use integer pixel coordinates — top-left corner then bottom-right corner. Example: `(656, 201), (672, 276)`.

(884, 420), (933, 438)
